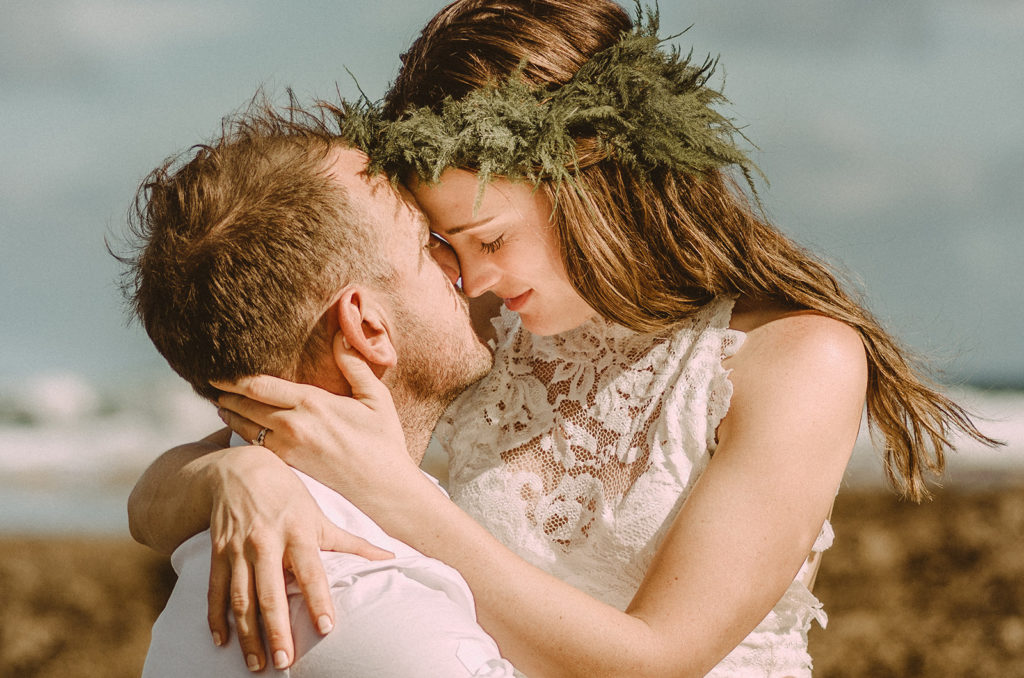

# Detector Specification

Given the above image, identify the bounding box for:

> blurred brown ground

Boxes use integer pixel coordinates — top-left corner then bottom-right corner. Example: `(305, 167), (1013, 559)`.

(1, 484), (1022, 678)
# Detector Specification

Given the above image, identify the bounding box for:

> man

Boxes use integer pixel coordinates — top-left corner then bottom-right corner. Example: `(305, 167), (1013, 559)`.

(122, 105), (512, 676)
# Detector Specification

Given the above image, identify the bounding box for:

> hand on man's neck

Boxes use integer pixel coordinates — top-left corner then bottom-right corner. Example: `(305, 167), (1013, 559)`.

(304, 338), (440, 467)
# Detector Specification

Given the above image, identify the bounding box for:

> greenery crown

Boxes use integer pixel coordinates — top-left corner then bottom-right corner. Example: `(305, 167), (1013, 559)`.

(334, 4), (760, 201)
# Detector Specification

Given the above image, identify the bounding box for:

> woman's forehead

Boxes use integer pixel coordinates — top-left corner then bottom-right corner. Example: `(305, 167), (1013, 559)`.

(408, 171), (540, 232)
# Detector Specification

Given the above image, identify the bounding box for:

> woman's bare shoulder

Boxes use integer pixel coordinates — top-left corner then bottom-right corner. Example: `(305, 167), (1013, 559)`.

(729, 296), (828, 333)
(718, 297), (868, 462)
(726, 296), (867, 392)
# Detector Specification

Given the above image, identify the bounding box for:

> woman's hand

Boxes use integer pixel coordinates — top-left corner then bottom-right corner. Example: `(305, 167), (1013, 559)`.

(204, 445), (394, 672)
(212, 336), (423, 511)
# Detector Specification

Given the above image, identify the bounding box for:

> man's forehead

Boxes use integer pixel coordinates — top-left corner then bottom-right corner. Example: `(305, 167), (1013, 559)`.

(324, 148), (386, 203)
(323, 146), (425, 235)
(322, 146), (376, 192)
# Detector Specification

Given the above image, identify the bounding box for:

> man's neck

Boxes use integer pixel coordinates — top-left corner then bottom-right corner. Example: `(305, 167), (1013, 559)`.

(307, 361), (448, 467)
(390, 388), (448, 466)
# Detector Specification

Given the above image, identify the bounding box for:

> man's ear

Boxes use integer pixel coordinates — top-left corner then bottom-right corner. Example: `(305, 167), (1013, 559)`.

(331, 287), (398, 373)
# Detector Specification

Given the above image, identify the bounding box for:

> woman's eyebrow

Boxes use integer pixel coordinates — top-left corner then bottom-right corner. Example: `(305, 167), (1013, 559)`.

(441, 215), (495, 236)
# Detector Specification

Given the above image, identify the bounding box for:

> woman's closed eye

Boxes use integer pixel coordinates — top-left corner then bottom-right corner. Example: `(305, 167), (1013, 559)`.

(480, 233), (505, 254)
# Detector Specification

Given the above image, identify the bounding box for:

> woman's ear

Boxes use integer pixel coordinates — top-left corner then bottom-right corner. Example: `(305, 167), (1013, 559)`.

(331, 287), (398, 373)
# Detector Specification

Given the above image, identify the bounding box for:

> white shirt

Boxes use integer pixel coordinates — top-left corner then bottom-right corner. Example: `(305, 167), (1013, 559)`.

(142, 434), (516, 678)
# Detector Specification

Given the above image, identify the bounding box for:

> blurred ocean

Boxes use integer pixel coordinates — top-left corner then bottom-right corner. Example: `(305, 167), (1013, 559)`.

(0, 373), (221, 535)
(0, 372), (1021, 535)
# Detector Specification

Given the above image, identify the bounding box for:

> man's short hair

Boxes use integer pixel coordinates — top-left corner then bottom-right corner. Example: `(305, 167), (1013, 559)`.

(118, 102), (389, 400)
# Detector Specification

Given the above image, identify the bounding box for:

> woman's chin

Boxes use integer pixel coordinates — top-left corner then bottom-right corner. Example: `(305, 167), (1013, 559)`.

(520, 311), (594, 337)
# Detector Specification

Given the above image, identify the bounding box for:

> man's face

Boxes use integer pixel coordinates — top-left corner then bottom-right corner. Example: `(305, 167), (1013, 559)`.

(330, 149), (493, 407)
(382, 181), (495, 406)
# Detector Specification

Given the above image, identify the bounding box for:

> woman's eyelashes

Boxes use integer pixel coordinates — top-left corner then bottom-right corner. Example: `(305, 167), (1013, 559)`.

(480, 233), (505, 254)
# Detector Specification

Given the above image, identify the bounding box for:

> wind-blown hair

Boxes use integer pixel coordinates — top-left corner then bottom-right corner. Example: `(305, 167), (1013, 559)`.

(385, 0), (997, 500)
(117, 103), (388, 401)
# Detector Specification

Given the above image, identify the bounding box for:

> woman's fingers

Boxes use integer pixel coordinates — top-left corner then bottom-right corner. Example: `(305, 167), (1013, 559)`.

(333, 334), (392, 404)
(282, 522), (396, 647)
(217, 395), (283, 432)
(216, 408), (266, 447)
(286, 538), (337, 637)
(252, 544), (296, 670)
(229, 554), (266, 672)
(321, 521), (395, 562)
(207, 547), (232, 648)
(212, 374), (305, 408)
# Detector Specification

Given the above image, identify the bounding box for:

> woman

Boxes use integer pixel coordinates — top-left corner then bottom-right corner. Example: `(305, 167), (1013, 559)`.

(132, 1), (994, 675)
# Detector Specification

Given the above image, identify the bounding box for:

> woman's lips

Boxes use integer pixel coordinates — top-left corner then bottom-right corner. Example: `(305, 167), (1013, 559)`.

(503, 290), (532, 311)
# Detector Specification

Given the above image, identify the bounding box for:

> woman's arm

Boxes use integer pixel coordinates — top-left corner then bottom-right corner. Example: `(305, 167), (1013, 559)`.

(127, 428), (231, 553)
(219, 313), (867, 677)
(127, 427), (394, 672)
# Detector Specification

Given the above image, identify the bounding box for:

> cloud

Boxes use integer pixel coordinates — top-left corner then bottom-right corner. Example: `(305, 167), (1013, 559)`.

(0, 0), (244, 83)
(941, 0), (1024, 34)
(58, 0), (243, 56)
(664, 1), (934, 57)
(796, 112), (986, 215)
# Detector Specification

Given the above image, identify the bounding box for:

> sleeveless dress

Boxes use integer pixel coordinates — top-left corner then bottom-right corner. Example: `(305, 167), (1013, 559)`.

(435, 296), (832, 677)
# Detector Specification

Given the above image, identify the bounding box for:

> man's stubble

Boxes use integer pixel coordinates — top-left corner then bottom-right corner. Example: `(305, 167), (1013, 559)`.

(386, 293), (493, 463)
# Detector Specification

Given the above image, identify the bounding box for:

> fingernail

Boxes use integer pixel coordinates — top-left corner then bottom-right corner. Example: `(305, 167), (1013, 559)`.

(212, 631), (223, 646)
(273, 650), (289, 669)
(317, 614), (334, 634)
(217, 408), (228, 424)
(246, 654), (260, 672)
(341, 334), (351, 350)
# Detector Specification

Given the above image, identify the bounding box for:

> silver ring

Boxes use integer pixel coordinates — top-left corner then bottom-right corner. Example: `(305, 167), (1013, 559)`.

(253, 427), (269, 447)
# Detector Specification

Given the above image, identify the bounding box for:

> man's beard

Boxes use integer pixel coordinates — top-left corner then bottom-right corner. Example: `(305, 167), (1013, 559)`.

(386, 296), (494, 455)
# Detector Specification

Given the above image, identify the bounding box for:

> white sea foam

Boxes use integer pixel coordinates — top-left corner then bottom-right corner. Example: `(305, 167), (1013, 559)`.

(845, 387), (1024, 489)
(0, 374), (1021, 534)
(0, 372), (220, 476)
(0, 373), (221, 534)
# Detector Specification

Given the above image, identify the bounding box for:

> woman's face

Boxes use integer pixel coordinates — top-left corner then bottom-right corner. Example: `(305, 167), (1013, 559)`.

(410, 169), (595, 336)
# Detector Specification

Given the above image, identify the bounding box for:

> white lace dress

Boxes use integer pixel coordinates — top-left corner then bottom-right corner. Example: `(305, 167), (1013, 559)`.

(435, 296), (832, 677)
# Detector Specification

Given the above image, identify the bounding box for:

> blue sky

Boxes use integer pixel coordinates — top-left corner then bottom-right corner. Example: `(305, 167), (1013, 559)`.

(2, 0), (1022, 387)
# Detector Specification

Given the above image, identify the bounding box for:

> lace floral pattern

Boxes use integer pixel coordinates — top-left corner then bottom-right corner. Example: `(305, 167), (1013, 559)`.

(436, 297), (830, 677)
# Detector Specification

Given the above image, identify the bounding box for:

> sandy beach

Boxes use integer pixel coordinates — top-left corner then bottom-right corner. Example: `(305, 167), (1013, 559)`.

(2, 483), (1022, 677)
(0, 537), (174, 677)
(810, 485), (1024, 677)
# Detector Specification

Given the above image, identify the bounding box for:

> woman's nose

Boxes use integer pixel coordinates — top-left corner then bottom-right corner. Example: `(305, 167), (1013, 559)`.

(459, 256), (501, 298)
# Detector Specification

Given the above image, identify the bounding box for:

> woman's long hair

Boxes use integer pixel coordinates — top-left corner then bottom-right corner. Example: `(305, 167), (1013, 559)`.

(385, 0), (997, 501)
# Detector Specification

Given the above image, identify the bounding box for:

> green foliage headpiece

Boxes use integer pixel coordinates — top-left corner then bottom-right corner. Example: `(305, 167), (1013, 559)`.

(335, 5), (759, 200)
